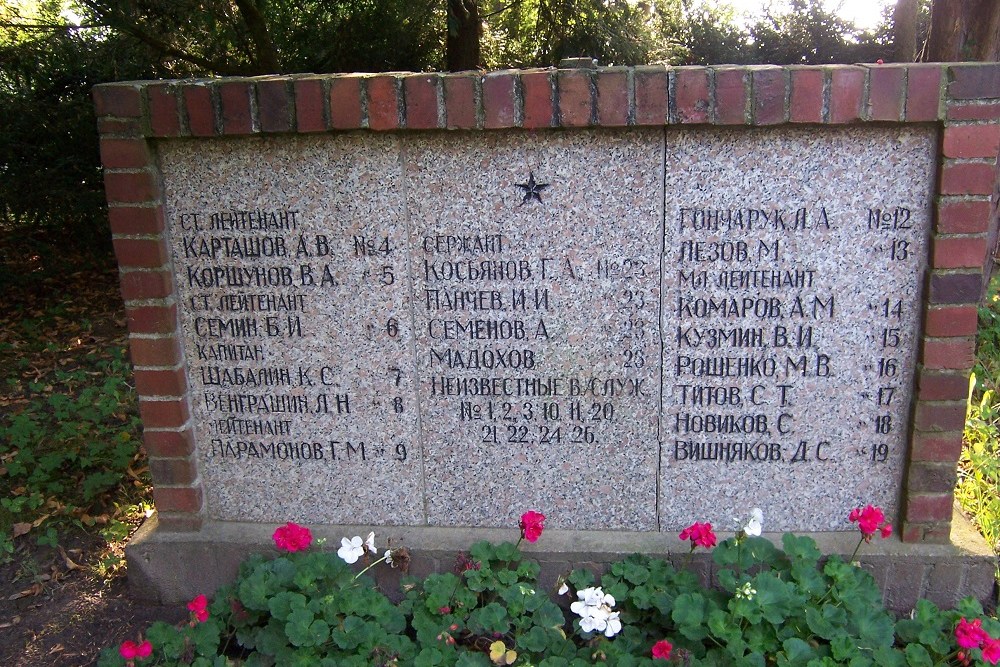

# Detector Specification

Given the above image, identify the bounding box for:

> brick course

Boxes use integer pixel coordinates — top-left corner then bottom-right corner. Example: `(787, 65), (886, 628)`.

(596, 69), (629, 126)
(294, 78), (326, 132)
(789, 67), (824, 123)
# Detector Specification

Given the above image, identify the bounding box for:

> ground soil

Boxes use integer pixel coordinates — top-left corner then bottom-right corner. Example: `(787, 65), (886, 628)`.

(0, 240), (181, 665)
(0, 534), (182, 666)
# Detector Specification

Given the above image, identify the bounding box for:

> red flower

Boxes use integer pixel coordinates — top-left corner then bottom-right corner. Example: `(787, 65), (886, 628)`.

(272, 522), (313, 552)
(955, 618), (990, 649)
(519, 510), (546, 543)
(652, 639), (673, 660)
(679, 522), (717, 549)
(187, 594), (209, 622)
(983, 637), (1000, 665)
(119, 640), (152, 660)
(848, 505), (891, 542)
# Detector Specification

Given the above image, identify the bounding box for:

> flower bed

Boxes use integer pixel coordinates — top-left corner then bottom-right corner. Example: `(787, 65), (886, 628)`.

(100, 508), (1000, 666)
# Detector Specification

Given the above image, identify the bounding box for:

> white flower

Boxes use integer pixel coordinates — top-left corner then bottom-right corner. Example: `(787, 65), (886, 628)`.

(743, 508), (763, 537)
(558, 582), (570, 596)
(580, 614), (607, 633)
(578, 587), (605, 606)
(735, 582), (757, 600)
(337, 536), (365, 564)
(384, 549), (395, 567)
(603, 611), (622, 638)
(364, 531), (377, 554)
(571, 586), (621, 638)
(589, 605), (610, 622)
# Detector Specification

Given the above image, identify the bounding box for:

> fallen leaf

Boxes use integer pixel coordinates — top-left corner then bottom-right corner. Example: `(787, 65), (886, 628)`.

(0, 616), (21, 629)
(11, 523), (32, 538)
(58, 546), (81, 571)
(8, 583), (43, 600)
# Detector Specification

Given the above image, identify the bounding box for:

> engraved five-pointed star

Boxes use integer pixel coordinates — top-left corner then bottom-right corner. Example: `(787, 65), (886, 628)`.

(515, 171), (549, 206)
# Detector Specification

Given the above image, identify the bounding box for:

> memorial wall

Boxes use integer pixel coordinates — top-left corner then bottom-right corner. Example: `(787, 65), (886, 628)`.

(160, 126), (934, 533)
(95, 62), (1000, 606)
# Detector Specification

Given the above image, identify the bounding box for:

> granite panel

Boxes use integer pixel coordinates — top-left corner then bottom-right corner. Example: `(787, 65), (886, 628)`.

(157, 125), (936, 534)
(159, 135), (424, 525)
(660, 126), (936, 531)
(405, 130), (664, 530)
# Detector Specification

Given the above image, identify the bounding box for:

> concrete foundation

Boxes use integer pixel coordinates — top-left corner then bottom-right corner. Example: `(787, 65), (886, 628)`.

(127, 505), (996, 615)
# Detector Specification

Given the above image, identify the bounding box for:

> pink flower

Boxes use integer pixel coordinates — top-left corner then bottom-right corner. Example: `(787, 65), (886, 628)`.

(519, 510), (546, 543)
(187, 594), (209, 623)
(955, 618), (990, 650)
(848, 505), (891, 542)
(272, 522), (312, 552)
(679, 522), (717, 549)
(652, 639), (673, 660)
(982, 637), (1000, 665)
(119, 640), (152, 660)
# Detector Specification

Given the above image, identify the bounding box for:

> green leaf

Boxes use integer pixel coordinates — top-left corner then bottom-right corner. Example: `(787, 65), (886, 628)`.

(414, 647), (446, 667)
(189, 620), (224, 657)
(518, 625), (551, 653)
(805, 606), (836, 640)
(456, 653), (491, 666)
(776, 637), (817, 666)
(851, 607), (895, 649)
(871, 646), (908, 667)
(753, 573), (801, 626)
(620, 558), (650, 585)
(268, 591), (307, 621)
(472, 601), (509, 635)
(830, 636), (857, 662)
(567, 569), (595, 590)
(672, 592), (709, 640)
(903, 644), (933, 667)
(285, 608), (329, 647)
(782, 533), (822, 565)
(532, 600), (567, 629)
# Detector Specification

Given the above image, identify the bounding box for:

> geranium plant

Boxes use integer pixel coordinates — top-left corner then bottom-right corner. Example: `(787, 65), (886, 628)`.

(97, 505), (1000, 666)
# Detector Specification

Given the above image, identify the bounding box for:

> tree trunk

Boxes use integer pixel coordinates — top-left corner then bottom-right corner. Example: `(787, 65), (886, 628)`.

(233, 0), (281, 73)
(892, 0), (919, 62)
(446, 0), (481, 71)
(926, 0), (1000, 61)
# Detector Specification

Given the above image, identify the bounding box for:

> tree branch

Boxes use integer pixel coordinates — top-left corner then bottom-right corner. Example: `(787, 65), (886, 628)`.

(482, 0), (525, 20)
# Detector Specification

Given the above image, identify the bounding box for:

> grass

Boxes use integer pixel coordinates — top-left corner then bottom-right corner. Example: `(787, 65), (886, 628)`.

(957, 279), (1000, 581)
(0, 258), (151, 572)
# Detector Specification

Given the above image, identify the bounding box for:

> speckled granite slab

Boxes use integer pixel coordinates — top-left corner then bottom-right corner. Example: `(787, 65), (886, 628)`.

(660, 126), (936, 532)
(159, 136), (424, 525)
(406, 130), (664, 530)
(158, 126), (933, 533)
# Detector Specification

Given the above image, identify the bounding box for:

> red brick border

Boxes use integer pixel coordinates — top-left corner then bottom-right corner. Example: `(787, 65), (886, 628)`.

(95, 63), (1000, 542)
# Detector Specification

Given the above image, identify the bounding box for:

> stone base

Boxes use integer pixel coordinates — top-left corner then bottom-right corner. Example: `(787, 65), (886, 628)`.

(127, 506), (997, 614)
